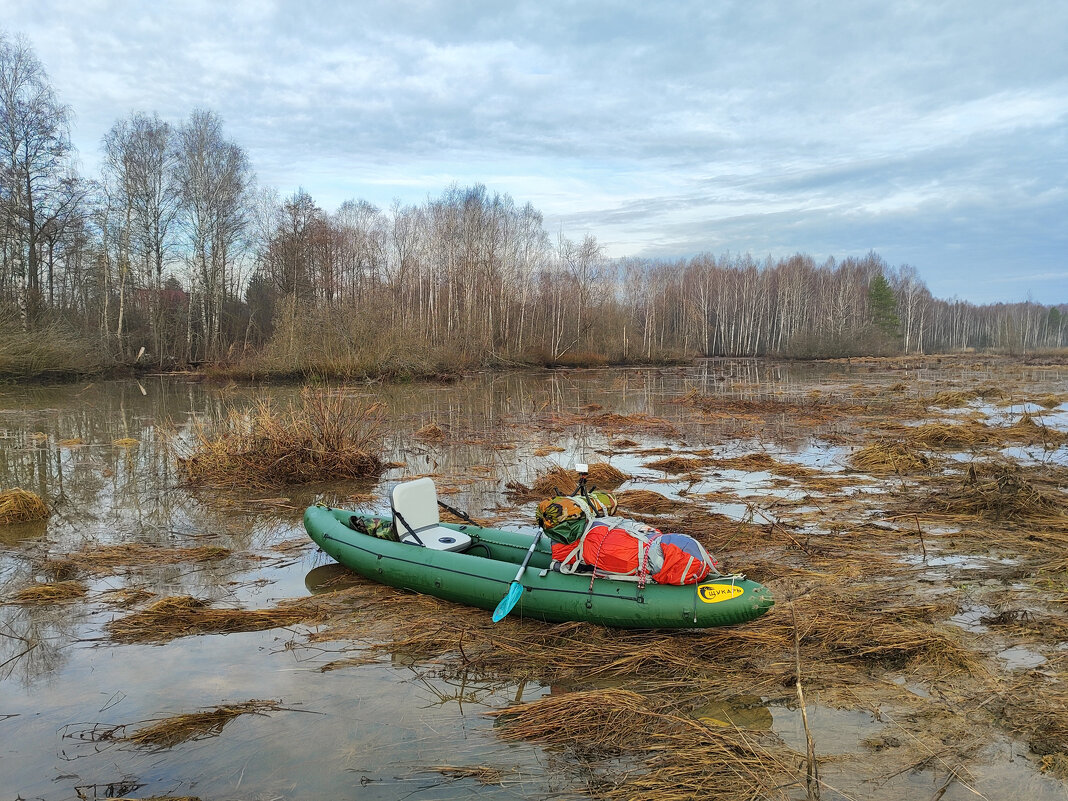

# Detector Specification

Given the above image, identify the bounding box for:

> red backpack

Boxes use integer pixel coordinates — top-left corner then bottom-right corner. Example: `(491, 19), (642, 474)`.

(551, 516), (717, 585)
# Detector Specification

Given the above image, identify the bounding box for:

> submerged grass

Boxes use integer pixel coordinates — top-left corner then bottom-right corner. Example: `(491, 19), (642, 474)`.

(489, 690), (789, 801)
(107, 595), (321, 643)
(120, 700), (283, 749)
(0, 488), (50, 525)
(69, 543), (231, 573)
(176, 387), (385, 488)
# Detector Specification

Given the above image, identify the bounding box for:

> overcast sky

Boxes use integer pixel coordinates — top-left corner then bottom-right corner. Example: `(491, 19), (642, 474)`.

(3, 0), (1066, 304)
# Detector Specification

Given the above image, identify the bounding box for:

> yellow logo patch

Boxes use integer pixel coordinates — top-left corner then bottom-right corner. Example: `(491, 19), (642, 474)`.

(697, 583), (745, 604)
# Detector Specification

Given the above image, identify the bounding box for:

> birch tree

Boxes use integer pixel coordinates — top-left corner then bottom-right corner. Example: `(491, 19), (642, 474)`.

(173, 109), (251, 358)
(0, 31), (73, 321)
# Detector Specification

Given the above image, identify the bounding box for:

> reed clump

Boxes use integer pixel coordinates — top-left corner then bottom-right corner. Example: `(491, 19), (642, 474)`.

(931, 462), (1067, 522)
(0, 321), (108, 379)
(1005, 412), (1068, 445)
(850, 441), (931, 474)
(121, 700), (282, 749)
(99, 587), (155, 608)
(711, 453), (818, 478)
(584, 412), (679, 437)
(177, 387), (385, 488)
(507, 463), (629, 501)
(107, 595), (319, 643)
(0, 488), (50, 525)
(9, 580), (87, 605)
(906, 422), (995, 449)
(615, 489), (689, 515)
(1035, 394), (1064, 410)
(490, 689), (653, 751)
(644, 456), (712, 474)
(414, 422), (446, 442)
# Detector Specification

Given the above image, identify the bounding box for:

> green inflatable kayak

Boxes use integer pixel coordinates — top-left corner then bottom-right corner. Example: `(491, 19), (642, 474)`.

(303, 502), (774, 629)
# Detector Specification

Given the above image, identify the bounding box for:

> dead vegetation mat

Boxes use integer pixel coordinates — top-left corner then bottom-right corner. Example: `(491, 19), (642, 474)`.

(922, 461), (1068, 523)
(294, 572), (988, 799)
(488, 689), (792, 800)
(850, 440), (932, 474)
(106, 595), (325, 643)
(64, 543), (232, 574)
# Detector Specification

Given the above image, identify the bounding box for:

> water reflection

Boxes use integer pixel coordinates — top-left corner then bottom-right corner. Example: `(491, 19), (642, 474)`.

(305, 563), (362, 594)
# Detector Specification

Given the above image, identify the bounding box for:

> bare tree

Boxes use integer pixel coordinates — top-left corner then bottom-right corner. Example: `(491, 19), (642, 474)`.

(0, 31), (73, 322)
(173, 109), (252, 358)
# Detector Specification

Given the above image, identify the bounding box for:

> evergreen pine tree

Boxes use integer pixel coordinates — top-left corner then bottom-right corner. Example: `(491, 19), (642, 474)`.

(868, 273), (900, 337)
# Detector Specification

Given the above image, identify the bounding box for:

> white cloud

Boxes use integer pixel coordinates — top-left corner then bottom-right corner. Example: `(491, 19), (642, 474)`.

(3, 0), (1067, 302)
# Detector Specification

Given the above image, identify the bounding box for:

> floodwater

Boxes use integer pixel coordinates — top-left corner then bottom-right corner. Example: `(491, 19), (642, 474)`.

(2, 360), (1067, 800)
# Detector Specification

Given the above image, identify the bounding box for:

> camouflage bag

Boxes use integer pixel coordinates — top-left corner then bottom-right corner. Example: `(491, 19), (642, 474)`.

(348, 515), (399, 541)
(535, 491), (618, 544)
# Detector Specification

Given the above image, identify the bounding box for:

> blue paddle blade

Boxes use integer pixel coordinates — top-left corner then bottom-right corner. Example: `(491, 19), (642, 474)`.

(492, 581), (524, 622)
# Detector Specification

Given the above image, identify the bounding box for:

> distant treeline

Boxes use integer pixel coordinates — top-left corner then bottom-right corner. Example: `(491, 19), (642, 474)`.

(1, 32), (1065, 378)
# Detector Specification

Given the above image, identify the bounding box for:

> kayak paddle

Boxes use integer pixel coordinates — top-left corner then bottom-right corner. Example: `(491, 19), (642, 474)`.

(492, 530), (543, 622)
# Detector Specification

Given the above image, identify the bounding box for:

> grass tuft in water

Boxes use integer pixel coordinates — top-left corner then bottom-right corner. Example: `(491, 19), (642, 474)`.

(176, 387), (385, 488)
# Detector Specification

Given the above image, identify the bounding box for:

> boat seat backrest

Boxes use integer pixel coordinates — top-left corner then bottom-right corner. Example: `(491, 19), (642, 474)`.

(391, 477), (472, 552)
(391, 477), (440, 531)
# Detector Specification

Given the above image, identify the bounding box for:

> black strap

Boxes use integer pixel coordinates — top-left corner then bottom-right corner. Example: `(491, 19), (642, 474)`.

(392, 508), (425, 546)
(436, 499), (481, 527)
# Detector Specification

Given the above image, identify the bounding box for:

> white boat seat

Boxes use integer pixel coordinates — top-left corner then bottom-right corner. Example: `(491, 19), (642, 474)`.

(391, 477), (472, 552)
(400, 525), (471, 551)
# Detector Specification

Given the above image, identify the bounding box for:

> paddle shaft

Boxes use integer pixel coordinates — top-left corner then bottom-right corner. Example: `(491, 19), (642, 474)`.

(511, 529), (543, 583)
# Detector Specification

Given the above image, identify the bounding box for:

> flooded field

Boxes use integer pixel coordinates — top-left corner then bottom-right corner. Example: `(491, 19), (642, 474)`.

(2, 356), (1067, 800)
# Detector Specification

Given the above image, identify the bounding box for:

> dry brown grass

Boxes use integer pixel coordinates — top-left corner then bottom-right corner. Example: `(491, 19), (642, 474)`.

(176, 387), (385, 488)
(107, 595), (321, 643)
(1004, 412), (1068, 445)
(930, 461), (1068, 522)
(709, 452), (820, 479)
(121, 700), (282, 749)
(1035, 394), (1064, 410)
(506, 463), (629, 501)
(70, 543), (231, 573)
(0, 488), (50, 525)
(490, 689), (653, 750)
(906, 421), (996, 449)
(615, 489), (689, 515)
(583, 411), (679, 437)
(414, 422), (446, 442)
(644, 455), (713, 474)
(488, 689), (789, 800)
(9, 580), (87, 605)
(850, 441), (931, 474)
(98, 587), (155, 608)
